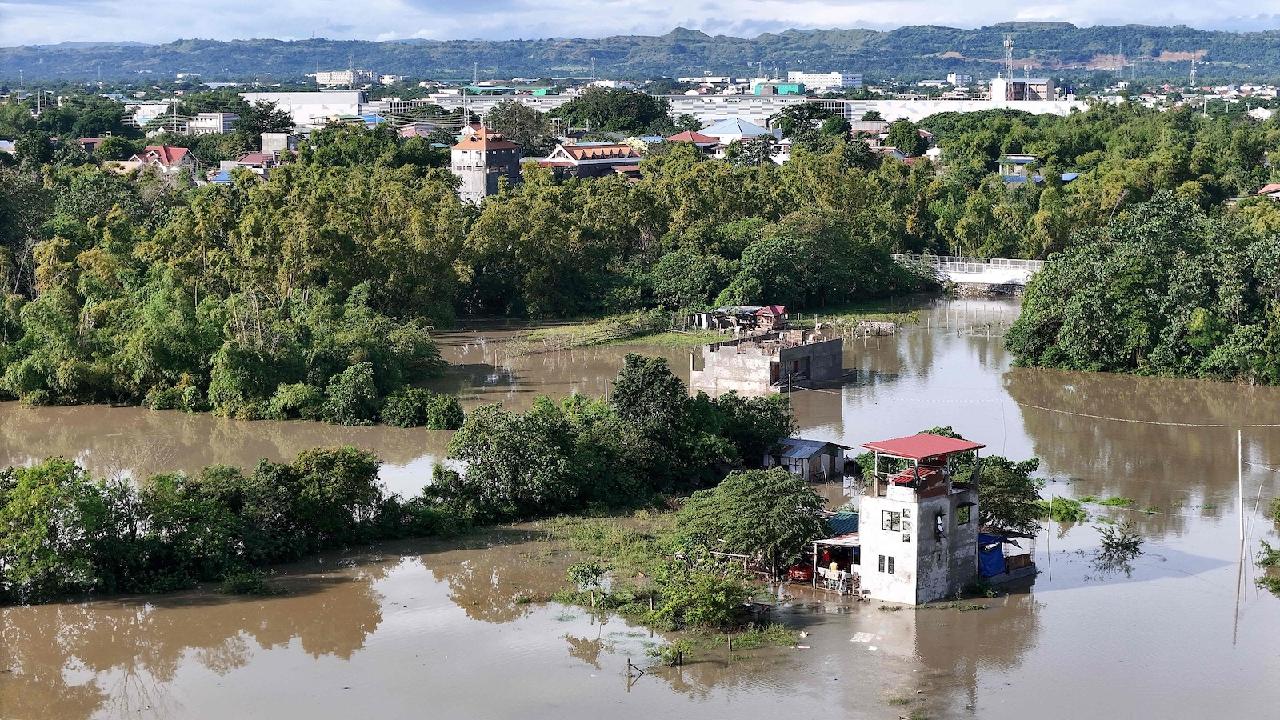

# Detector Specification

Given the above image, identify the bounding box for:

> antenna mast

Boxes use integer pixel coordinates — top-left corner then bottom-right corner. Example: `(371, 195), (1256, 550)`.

(1003, 34), (1015, 101)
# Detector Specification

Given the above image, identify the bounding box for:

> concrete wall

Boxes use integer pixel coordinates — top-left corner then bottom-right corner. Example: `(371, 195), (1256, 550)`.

(778, 339), (843, 383)
(689, 336), (843, 395)
(858, 484), (978, 604)
(689, 344), (775, 396)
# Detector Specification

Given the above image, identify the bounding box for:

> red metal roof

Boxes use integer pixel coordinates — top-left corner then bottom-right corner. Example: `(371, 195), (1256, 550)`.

(862, 433), (984, 460)
(755, 304), (786, 317)
(666, 130), (718, 145)
(134, 145), (190, 166)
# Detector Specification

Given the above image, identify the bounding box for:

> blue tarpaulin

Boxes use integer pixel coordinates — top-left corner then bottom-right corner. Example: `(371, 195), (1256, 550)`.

(978, 533), (1006, 577)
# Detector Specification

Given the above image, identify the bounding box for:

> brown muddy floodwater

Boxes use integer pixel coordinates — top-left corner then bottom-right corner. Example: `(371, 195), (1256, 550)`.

(3, 298), (1279, 720)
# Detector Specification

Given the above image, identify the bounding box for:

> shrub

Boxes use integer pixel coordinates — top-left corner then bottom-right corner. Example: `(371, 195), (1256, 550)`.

(322, 362), (380, 425)
(425, 392), (465, 430)
(220, 569), (281, 596)
(266, 382), (324, 420)
(381, 387), (433, 427)
(650, 561), (752, 630)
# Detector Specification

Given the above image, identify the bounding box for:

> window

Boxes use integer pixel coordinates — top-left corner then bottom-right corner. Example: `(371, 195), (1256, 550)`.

(881, 510), (901, 531)
(887, 556), (895, 574)
(958, 504), (973, 525)
(877, 554), (885, 572)
(934, 512), (946, 540)
(902, 532), (911, 543)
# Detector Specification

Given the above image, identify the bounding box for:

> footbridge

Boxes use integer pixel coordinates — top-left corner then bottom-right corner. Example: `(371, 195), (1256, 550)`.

(893, 254), (1045, 294)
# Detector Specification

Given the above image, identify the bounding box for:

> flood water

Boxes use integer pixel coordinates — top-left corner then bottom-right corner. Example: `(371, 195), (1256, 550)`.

(3, 298), (1279, 719)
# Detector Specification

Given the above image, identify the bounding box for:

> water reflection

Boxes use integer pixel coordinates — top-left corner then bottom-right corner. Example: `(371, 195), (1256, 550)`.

(0, 562), (387, 720)
(4, 298), (1280, 720)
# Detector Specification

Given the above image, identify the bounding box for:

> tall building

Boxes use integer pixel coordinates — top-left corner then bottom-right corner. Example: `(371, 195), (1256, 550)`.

(450, 125), (522, 204)
(856, 433), (984, 605)
(786, 71), (863, 91)
(989, 76), (1056, 101)
(186, 112), (239, 135)
(312, 69), (376, 87)
(240, 91), (364, 130)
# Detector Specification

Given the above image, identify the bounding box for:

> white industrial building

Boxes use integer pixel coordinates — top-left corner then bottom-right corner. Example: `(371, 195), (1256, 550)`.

(786, 71), (863, 91)
(240, 91), (364, 130)
(186, 112), (239, 135)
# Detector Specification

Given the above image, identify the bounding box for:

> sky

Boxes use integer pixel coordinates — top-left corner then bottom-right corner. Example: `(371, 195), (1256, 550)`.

(1, 0), (1279, 46)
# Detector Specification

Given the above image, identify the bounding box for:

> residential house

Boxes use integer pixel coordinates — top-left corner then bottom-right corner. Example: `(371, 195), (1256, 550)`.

(537, 142), (641, 179)
(699, 117), (775, 145)
(665, 130), (719, 154)
(261, 132), (300, 155)
(687, 305), (788, 334)
(127, 145), (194, 175)
(855, 433), (984, 605)
(1258, 183), (1280, 200)
(398, 121), (441, 139)
(689, 329), (843, 396)
(998, 153), (1038, 179)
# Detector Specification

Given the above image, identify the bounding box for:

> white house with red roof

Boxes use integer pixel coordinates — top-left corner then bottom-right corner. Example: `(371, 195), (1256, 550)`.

(856, 433), (984, 604)
(666, 130), (720, 154)
(127, 145), (195, 175)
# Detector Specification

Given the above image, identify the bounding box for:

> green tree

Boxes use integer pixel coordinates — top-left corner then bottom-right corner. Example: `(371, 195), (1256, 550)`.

(675, 468), (826, 575)
(885, 119), (926, 157)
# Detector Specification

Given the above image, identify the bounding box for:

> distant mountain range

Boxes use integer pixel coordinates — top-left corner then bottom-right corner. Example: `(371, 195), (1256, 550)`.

(3, 23), (1280, 83)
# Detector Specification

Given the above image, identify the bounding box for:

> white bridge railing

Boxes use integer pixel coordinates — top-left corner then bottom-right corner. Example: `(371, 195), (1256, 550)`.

(893, 254), (1045, 284)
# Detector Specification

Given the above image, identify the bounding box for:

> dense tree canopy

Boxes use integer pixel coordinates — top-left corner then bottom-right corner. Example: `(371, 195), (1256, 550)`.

(436, 354), (795, 521)
(1008, 192), (1280, 384)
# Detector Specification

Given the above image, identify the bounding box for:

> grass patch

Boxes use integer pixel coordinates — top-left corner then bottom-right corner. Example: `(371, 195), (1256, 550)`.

(1037, 496), (1088, 523)
(219, 569), (283, 596)
(1080, 495), (1134, 507)
(1257, 540), (1280, 568)
(506, 311), (679, 356)
(1268, 498), (1280, 524)
(611, 330), (725, 348)
(713, 623), (799, 650)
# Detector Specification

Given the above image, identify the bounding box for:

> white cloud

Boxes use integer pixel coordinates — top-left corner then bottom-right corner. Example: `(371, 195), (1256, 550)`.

(1, 0), (1279, 45)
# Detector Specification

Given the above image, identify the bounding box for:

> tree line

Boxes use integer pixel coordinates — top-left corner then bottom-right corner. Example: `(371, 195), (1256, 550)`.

(0, 355), (794, 605)
(3, 94), (1278, 412)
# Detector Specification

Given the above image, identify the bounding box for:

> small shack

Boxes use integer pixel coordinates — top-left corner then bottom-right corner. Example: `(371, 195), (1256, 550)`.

(978, 532), (1037, 583)
(687, 305), (788, 335)
(808, 510), (861, 594)
(764, 438), (849, 483)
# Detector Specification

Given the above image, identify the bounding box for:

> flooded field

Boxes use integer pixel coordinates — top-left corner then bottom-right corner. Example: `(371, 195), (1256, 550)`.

(3, 298), (1279, 719)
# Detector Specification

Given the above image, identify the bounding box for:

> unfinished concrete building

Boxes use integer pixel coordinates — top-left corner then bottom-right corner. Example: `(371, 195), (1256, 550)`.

(689, 330), (843, 395)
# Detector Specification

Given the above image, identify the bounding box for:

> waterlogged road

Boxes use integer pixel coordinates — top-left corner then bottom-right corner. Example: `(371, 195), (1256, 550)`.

(2, 298), (1278, 719)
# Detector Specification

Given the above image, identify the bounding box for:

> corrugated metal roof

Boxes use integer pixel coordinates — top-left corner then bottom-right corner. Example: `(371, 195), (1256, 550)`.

(827, 511), (858, 535)
(863, 433), (984, 460)
(778, 438), (835, 459)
